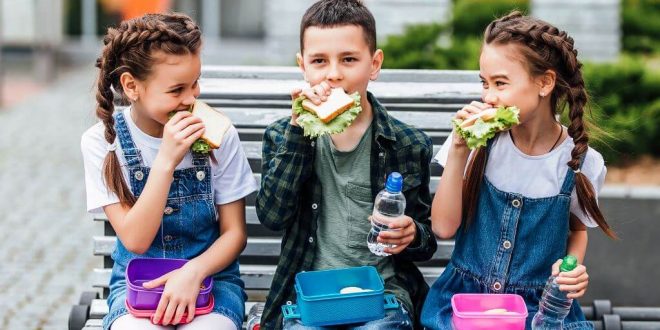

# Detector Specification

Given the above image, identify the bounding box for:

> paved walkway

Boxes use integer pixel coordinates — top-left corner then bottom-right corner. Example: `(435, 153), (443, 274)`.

(0, 66), (101, 329)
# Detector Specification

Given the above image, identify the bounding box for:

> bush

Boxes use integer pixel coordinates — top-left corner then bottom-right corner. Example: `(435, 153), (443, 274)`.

(583, 57), (660, 162)
(622, 0), (660, 54)
(381, 24), (482, 70)
(451, 0), (529, 40)
(382, 0), (529, 70)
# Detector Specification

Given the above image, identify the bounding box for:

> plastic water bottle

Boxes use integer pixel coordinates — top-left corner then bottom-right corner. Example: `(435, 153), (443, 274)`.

(531, 255), (579, 330)
(246, 303), (264, 330)
(367, 172), (406, 256)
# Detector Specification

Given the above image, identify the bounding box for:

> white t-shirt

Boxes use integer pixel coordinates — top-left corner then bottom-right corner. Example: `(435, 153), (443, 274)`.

(81, 107), (258, 214)
(434, 132), (606, 227)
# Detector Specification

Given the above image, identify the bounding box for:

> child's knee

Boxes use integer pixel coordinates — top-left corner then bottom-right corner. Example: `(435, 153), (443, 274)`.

(111, 314), (172, 330)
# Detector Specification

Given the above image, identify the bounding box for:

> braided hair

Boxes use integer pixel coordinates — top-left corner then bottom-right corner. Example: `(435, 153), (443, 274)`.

(462, 11), (616, 238)
(95, 13), (202, 206)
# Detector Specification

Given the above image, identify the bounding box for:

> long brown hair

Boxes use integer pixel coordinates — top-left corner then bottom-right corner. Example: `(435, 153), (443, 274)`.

(95, 13), (202, 206)
(462, 11), (616, 239)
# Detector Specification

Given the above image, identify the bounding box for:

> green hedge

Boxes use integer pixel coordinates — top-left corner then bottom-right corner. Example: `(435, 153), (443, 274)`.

(451, 0), (529, 40)
(583, 57), (660, 162)
(382, 24), (481, 70)
(622, 0), (660, 54)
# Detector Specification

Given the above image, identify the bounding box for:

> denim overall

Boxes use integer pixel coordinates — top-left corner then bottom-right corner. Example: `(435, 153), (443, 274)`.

(421, 141), (593, 330)
(103, 112), (246, 330)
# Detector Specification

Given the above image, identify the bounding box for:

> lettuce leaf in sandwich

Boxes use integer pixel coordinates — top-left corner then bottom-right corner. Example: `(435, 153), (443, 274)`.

(452, 106), (520, 149)
(168, 110), (212, 154)
(292, 91), (362, 138)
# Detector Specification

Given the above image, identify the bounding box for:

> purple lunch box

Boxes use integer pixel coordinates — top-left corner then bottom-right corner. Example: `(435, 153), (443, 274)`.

(125, 258), (213, 310)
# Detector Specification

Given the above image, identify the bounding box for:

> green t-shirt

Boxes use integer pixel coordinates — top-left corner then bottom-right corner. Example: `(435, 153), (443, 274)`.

(311, 123), (412, 313)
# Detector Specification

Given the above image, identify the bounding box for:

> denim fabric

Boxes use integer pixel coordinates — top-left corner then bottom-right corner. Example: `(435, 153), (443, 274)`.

(103, 112), (246, 330)
(421, 141), (593, 330)
(283, 304), (412, 330)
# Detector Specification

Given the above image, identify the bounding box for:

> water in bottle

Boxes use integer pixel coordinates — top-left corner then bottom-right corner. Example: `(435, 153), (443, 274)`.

(531, 255), (579, 330)
(367, 172), (406, 256)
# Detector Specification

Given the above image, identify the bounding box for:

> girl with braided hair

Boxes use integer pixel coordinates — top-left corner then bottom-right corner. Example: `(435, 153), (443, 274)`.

(421, 11), (615, 329)
(81, 13), (257, 330)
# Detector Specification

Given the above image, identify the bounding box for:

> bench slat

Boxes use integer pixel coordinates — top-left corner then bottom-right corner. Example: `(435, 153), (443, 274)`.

(201, 66), (480, 84)
(93, 236), (454, 260)
(93, 236), (289, 258)
(83, 319), (103, 329)
(199, 79), (480, 104)
(92, 264), (277, 290)
(206, 98), (468, 112)
(223, 107), (454, 131)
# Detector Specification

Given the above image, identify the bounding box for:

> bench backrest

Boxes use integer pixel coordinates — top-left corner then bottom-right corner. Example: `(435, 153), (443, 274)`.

(93, 66), (482, 300)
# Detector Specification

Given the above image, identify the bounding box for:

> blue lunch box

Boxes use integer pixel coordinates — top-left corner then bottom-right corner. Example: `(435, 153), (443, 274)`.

(281, 266), (399, 326)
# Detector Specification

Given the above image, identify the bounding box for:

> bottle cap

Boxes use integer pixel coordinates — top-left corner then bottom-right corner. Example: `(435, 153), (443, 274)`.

(560, 255), (578, 272)
(385, 172), (403, 193)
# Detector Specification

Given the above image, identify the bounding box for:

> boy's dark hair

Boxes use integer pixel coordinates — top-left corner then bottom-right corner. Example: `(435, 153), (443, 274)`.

(300, 0), (377, 53)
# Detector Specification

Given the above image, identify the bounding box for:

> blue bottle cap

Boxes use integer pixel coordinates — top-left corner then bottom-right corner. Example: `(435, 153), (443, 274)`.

(385, 172), (403, 193)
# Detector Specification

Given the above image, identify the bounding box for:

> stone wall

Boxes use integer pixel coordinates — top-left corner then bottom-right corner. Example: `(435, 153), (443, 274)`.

(532, 0), (621, 62)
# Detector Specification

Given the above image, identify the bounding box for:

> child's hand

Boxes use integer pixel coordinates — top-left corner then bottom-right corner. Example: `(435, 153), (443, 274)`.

(143, 266), (203, 325)
(551, 259), (590, 299)
(158, 111), (205, 170)
(290, 82), (332, 126)
(377, 215), (417, 255)
(452, 101), (492, 148)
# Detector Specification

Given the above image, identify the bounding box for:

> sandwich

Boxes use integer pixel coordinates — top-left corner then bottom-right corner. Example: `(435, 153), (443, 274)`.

(170, 100), (233, 154)
(293, 88), (362, 138)
(452, 106), (520, 149)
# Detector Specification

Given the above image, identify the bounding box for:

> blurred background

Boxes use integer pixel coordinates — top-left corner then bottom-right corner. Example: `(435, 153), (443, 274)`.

(0, 0), (658, 329)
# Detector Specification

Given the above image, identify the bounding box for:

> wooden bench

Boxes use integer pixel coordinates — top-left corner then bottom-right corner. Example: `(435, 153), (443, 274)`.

(69, 66), (660, 330)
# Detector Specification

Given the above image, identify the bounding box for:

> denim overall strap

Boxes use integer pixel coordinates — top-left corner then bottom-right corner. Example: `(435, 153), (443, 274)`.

(113, 111), (143, 167)
(559, 151), (588, 196)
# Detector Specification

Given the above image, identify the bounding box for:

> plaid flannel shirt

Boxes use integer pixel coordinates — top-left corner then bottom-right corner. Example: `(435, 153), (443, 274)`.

(256, 92), (436, 329)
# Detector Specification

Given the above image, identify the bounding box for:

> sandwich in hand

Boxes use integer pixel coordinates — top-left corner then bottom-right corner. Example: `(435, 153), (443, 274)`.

(292, 88), (362, 138)
(170, 100), (232, 154)
(452, 106), (520, 149)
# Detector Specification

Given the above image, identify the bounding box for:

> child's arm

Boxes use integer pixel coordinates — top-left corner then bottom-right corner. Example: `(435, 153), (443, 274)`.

(567, 214), (588, 262)
(256, 87), (328, 231)
(552, 213), (589, 299)
(256, 121), (314, 231)
(431, 144), (470, 239)
(104, 112), (204, 254)
(145, 198), (248, 325)
(431, 101), (491, 238)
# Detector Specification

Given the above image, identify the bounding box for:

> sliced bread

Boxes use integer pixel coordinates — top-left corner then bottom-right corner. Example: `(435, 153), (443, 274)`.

(301, 88), (355, 124)
(191, 100), (232, 149)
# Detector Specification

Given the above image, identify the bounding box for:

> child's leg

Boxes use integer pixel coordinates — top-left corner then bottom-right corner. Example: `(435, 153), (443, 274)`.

(111, 314), (174, 330)
(177, 313), (237, 330)
(349, 305), (413, 330)
(282, 318), (335, 330)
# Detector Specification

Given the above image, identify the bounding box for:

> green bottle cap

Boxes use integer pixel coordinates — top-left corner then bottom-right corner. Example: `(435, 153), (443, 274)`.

(560, 255), (578, 272)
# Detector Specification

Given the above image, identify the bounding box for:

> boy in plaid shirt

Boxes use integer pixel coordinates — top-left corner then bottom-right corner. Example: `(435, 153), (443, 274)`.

(256, 1), (437, 328)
